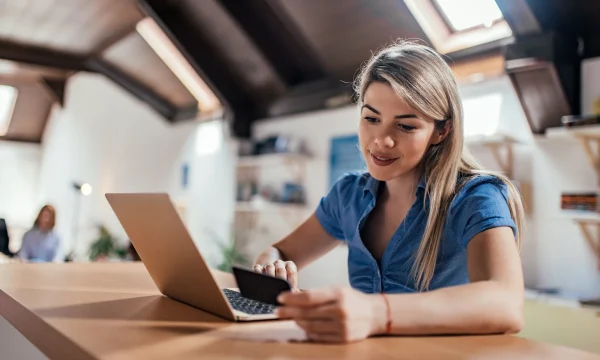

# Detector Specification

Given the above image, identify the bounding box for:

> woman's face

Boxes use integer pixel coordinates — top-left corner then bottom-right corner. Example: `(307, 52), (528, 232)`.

(38, 209), (53, 230)
(358, 82), (447, 182)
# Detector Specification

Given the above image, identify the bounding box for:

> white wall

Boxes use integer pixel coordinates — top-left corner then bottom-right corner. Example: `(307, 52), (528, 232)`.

(250, 74), (600, 298)
(37, 73), (198, 260)
(0, 141), (41, 251)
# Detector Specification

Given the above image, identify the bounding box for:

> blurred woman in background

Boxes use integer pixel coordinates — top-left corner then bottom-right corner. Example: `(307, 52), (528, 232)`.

(18, 205), (60, 262)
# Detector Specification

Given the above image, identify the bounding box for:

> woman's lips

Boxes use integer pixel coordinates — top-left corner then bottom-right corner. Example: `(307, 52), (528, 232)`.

(370, 152), (398, 167)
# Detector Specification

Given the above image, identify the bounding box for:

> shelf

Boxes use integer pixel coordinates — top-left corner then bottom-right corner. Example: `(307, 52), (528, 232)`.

(465, 134), (519, 178)
(545, 124), (600, 139)
(560, 210), (600, 223)
(464, 134), (519, 146)
(559, 211), (600, 270)
(236, 153), (310, 168)
(235, 201), (308, 213)
(545, 126), (600, 184)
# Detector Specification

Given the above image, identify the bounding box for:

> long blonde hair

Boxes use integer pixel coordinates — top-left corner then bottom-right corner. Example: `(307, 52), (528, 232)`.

(354, 40), (524, 291)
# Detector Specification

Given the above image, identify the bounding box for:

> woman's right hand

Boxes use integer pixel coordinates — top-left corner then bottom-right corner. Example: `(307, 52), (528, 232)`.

(254, 260), (299, 291)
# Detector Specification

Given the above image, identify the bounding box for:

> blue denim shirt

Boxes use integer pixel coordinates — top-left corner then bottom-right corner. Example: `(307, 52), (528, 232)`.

(315, 173), (517, 294)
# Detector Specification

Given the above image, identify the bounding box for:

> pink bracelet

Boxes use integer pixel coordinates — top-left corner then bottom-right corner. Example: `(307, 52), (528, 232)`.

(381, 293), (392, 334)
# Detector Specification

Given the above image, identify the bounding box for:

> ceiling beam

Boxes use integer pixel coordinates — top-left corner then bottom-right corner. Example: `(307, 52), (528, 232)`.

(92, 25), (137, 56)
(0, 41), (90, 72)
(86, 58), (192, 121)
(41, 78), (67, 107)
(139, 0), (259, 137)
(217, 0), (325, 86)
(0, 136), (40, 144)
(496, 0), (542, 37)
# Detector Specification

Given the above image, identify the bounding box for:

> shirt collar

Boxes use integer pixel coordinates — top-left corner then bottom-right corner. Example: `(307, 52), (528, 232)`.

(362, 174), (426, 199)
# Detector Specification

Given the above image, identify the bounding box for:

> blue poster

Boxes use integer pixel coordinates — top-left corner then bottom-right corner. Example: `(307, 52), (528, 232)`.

(329, 134), (366, 189)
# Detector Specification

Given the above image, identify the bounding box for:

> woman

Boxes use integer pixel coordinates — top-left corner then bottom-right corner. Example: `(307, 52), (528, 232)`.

(18, 205), (60, 262)
(253, 41), (525, 343)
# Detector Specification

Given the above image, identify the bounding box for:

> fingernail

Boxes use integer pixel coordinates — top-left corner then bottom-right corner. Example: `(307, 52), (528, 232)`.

(277, 294), (285, 303)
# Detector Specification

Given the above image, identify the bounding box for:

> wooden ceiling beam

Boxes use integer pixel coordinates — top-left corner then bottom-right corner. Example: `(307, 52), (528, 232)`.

(41, 78), (67, 107)
(0, 41), (90, 72)
(217, 0), (325, 86)
(0, 41), (197, 124)
(139, 0), (259, 137)
(86, 58), (193, 122)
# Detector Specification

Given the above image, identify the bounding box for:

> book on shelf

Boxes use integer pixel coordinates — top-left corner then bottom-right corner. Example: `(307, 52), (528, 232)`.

(560, 192), (598, 212)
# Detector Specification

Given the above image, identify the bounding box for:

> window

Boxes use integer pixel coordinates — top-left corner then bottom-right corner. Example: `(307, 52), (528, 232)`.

(196, 120), (223, 156)
(0, 85), (17, 136)
(404, 0), (512, 54)
(462, 93), (503, 137)
(434, 0), (504, 32)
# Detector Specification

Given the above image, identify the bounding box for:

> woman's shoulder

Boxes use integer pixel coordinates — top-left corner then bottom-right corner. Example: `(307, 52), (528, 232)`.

(23, 227), (37, 236)
(451, 174), (510, 208)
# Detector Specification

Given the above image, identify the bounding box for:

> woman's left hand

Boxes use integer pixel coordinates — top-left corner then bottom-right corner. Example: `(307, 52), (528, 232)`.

(275, 287), (385, 343)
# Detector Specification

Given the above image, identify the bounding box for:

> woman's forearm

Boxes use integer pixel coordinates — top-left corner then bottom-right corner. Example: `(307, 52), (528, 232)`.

(371, 280), (524, 336)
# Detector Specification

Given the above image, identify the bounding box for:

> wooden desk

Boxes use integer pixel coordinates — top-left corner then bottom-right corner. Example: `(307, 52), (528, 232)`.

(0, 263), (598, 360)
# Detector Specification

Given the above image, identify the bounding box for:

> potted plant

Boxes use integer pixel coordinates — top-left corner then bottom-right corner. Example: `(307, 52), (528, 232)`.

(208, 227), (250, 273)
(88, 225), (128, 261)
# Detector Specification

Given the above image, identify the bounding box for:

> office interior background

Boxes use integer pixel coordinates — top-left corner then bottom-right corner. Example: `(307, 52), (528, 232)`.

(0, 0), (599, 354)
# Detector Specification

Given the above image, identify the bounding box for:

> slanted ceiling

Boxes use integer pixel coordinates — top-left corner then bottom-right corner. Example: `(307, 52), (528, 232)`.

(0, 0), (198, 143)
(0, 0), (597, 141)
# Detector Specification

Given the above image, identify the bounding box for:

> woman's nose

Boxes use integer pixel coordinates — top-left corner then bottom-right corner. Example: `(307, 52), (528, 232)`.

(374, 135), (395, 148)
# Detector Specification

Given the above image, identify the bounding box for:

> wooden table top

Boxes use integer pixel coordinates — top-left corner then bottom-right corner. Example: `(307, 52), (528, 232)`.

(0, 262), (598, 360)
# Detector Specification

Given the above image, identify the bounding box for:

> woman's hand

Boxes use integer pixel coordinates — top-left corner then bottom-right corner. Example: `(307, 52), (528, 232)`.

(253, 260), (299, 291)
(275, 287), (386, 343)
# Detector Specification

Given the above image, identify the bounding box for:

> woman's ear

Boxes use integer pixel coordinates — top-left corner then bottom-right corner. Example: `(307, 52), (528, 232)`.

(431, 120), (451, 145)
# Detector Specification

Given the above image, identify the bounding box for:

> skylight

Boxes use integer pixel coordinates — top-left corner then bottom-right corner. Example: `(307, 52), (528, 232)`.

(0, 85), (17, 136)
(434, 0), (504, 32)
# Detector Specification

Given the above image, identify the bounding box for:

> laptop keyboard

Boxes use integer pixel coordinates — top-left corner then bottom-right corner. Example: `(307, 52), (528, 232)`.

(222, 288), (276, 315)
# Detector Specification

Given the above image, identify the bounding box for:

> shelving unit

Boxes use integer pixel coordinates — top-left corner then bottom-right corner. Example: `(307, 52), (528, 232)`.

(465, 134), (519, 178)
(559, 210), (600, 222)
(234, 152), (311, 232)
(545, 125), (600, 270)
(545, 124), (600, 139)
(237, 152), (310, 168)
(573, 219), (600, 271)
(465, 134), (532, 214)
(547, 125), (600, 186)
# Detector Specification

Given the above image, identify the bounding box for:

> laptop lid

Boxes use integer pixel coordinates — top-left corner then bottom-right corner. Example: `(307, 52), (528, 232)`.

(105, 193), (235, 321)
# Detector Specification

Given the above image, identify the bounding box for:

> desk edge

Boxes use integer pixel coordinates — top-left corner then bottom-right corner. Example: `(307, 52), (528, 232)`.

(0, 289), (96, 360)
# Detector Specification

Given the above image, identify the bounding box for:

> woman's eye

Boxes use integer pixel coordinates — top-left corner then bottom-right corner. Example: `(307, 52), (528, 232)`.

(398, 124), (416, 131)
(364, 116), (378, 124)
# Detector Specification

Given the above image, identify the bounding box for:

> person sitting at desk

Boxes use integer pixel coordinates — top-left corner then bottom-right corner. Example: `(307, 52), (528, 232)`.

(254, 41), (525, 343)
(18, 205), (60, 262)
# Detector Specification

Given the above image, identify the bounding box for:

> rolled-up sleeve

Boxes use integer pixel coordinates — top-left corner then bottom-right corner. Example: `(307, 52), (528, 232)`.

(315, 175), (356, 240)
(452, 177), (517, 248)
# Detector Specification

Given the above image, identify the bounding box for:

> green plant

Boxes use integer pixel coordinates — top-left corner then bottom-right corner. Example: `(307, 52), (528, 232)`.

(215, 240), (249, 273)
(208, 228), (250, 273)
(89, 225), (127, 261)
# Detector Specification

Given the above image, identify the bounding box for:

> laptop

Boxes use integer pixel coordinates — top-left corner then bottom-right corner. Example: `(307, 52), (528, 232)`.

(105, 193), (278, 322)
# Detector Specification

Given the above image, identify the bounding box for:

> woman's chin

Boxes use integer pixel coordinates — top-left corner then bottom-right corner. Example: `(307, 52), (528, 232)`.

(366, 167), (398, 182)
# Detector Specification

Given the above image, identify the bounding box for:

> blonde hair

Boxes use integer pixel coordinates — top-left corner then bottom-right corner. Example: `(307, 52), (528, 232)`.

(354, 40), (524, 291)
